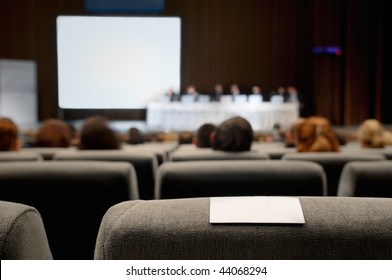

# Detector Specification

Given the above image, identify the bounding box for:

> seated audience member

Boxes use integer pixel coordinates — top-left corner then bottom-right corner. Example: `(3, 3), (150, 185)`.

(357, 119), (390, 148)
(294, 116), (340, 152)
(79, 115), (120, 150)
(0, 117), (20, 151)
(126, 127), (146, 145)
(195, 123), (216, 148)
(178, 131), (194, 145)
(34, 118), (72, 148)
(212, 116), (254, 152)
(383, 129), (392, 146)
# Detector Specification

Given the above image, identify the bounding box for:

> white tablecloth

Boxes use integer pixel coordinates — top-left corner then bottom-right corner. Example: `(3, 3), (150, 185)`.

(146, 102), (299, 131)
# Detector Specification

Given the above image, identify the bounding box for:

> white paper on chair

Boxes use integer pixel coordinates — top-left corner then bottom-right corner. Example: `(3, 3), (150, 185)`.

(209, 196), (305, 224)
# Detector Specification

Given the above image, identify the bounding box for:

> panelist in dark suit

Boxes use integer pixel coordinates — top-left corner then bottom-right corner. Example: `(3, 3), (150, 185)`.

(229, 83), (241, 102)
(211, 83), (224, 102)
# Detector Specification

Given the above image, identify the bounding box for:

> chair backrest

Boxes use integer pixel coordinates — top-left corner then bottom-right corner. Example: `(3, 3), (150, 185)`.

(282, 152), (386, 196)
(0, 151), (43, 161)
(95, 196), (392, 259)
(337, 161), (392, 197)
(0, 200), (52, 260)
(155, 160), (327, 199)
(53, 149), (158, 200)
(0, 161), (138, 259)
(123, 142), (179, 165)
(22, 147), (75, 160)
(170, 148), (270, 161)
(252, 142), (296, 159)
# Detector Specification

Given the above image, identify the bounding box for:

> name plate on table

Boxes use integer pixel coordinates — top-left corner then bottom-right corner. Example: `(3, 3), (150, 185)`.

(209, 196), (305, 224)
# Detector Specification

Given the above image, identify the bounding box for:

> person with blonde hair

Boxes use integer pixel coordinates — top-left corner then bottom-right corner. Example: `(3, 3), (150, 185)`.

(357, 119), (387, 148)
(0, 117), (20, 151)
(294, 116), (340, 152)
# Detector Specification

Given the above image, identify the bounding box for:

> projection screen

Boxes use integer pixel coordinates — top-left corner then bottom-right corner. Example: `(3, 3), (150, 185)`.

(56, 15), (181, 109)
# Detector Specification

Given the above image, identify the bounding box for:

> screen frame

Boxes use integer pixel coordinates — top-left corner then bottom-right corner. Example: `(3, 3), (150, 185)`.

(55, 14), (181, 118)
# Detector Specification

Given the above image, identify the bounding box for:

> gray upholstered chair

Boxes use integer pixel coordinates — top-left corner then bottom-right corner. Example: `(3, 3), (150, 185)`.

(0, 161), (138, 260)
(123, 142), (179, 164)
(252, 142), (296, 159)
(337, 161), (392, 197)
(282, 152), (386, 196)
(22, 147), (75, 160)
(53, 149), (158, 199)
(169, 148), (270, 161)
(0, 151), (43, 161)
(95, 197), (392, 259)
(0, 200), (52, 259)
(155, 160), (327, 199)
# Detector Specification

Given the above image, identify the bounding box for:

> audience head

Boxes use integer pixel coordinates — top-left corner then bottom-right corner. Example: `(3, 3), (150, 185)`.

(178, 131), (194, 145)
(383, 130), (392, 146)
(212, 116), (253, 152)
(178, 131), (193, 144)
(79, 115), (120, 150)
(195, 123), (216, 148)
(357, 119), (385, 148)
(127, 127), (146, 145)
(35, 118), (72, 148)
(294, 116), (340, 152)
(0, 117), (20, 151)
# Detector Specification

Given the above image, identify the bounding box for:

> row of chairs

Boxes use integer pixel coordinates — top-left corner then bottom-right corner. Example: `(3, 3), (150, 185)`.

(0, 146), (390, 198)
(2, 196), (392, 259)
(1, 159), (392, 259)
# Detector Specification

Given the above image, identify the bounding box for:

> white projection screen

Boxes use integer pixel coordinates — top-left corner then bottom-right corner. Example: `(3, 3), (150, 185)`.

(56, 15), (181, 109)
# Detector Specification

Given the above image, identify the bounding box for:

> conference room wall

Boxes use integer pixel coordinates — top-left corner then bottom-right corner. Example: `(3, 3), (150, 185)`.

(0, 0), (388, 125)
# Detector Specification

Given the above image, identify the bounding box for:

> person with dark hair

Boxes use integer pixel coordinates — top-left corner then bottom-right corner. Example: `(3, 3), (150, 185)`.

(195, 123), (216, 148)
(127, 127), (146, 145)
(35, 118), (72, 148)
(212, 116), (253, 152)
(0, 117), (20, 151)
(79, 115), (120, 150)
